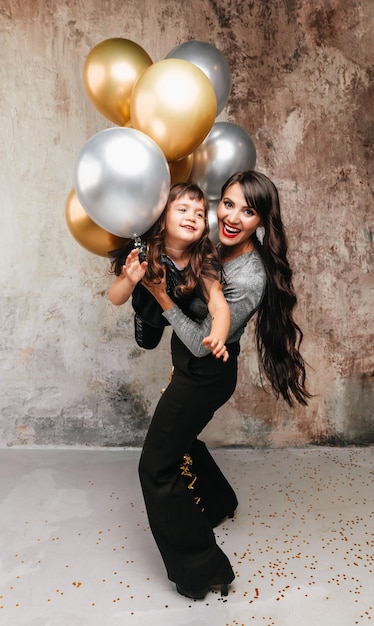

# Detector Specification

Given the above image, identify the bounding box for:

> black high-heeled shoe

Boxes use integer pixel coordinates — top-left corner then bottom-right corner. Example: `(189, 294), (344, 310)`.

(210, 509), (236, 528)
(176, 582), (229, 600)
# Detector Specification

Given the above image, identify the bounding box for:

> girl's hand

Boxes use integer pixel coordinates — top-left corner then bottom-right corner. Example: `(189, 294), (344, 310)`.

(122, 248), (148, 285)
(202, 336), (229, 362)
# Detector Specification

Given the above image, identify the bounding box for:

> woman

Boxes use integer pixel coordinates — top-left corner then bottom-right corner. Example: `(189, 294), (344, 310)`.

(138, 170), (311, 600)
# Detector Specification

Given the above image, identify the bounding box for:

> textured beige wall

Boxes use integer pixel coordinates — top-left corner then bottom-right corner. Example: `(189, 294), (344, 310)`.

(0, 0), (373, 447)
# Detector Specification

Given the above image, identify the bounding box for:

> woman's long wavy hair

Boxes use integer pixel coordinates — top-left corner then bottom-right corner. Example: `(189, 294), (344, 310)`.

(220, 171), (311, 406)
(110, 182), (222, 298)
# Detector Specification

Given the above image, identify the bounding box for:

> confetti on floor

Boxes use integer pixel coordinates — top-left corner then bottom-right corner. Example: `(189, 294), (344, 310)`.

(0, 446), (373, 625)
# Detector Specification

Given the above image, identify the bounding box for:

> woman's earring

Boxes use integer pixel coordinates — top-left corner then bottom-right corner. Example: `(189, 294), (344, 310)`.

(256, 226), (265, 245)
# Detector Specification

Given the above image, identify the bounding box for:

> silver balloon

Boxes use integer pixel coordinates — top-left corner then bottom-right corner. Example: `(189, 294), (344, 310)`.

(190, 122), (257, 199)
(74, 127), (171, 238)
(208, 202), (220, 246)
(165, 40), (231, 115)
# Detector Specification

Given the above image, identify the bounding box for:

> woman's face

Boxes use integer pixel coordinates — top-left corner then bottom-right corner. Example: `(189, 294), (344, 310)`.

(217, 182), (262, 255)
(164, 194), (206, 249)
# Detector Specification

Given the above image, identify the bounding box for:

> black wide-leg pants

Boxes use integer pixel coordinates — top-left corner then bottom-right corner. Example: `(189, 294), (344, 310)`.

(138, 333), (240, 594)
(185, 438), (238, 527)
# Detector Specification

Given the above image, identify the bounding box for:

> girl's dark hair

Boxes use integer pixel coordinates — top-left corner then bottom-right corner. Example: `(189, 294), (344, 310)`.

(110, 182), (222, 297)
(221, 170), (311, 406)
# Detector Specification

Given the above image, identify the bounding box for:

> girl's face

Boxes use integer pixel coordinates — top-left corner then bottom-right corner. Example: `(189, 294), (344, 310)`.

(217, 182), (262, 256)
(164, 194), (206, 248)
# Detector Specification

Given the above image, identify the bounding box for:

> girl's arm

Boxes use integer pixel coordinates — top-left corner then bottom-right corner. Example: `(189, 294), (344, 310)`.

(108, 249), (147, 305)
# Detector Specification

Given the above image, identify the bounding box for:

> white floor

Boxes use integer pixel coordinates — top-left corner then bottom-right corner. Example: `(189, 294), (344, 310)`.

(0, 446), (373, 626)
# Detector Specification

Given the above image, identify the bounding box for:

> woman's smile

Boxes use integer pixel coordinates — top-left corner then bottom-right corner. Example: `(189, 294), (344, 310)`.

(221, 222), (241, 237)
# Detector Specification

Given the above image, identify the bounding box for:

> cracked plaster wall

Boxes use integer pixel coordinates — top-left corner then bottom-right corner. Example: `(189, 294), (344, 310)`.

(0, 0), (373, 448)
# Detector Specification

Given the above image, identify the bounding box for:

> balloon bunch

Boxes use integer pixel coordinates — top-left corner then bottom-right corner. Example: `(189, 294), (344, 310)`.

(66, 38), (257, 256)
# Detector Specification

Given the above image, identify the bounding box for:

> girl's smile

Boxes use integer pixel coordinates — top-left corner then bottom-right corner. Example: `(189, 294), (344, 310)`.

(164, 197), (206, 249)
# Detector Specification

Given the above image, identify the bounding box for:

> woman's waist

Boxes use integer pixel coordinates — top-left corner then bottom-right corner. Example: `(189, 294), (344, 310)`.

(171, 332), (240, 364)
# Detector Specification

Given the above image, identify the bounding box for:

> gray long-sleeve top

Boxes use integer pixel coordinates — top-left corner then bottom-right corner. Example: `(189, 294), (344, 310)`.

(163, 250), (267, 357)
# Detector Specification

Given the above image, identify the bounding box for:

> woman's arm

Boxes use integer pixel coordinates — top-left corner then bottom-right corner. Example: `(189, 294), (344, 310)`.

(108, 249), (147, 305)
(201, 279), (230, 361)
(159, 258), (267, 357)
(141, 271), (226, 358)
(142, 254), (266, 357)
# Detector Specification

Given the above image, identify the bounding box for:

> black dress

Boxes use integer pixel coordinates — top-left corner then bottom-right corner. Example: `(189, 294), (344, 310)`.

(131, 254), (209, 349)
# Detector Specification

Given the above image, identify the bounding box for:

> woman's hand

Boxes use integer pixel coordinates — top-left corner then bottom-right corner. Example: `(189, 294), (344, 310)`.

(202, 335), (229, 362)
(142, 267), (175, 312)
(141, 266), (166, 295)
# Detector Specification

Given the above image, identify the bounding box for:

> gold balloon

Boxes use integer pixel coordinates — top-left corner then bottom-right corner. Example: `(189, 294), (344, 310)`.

(83, 38), (153, 126)
(65, 189), (130, 257)
(169, 153), (194, 183)
(130, 59), (217, 162)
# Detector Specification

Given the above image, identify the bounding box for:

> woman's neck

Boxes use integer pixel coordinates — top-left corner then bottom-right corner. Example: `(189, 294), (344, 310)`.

(220, 240), (256, 263)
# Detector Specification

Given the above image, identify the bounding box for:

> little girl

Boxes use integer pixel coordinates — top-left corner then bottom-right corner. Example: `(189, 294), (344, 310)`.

(109, 182), (230, 360)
